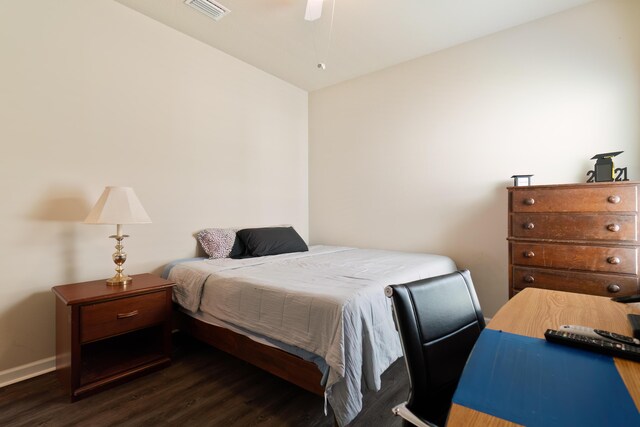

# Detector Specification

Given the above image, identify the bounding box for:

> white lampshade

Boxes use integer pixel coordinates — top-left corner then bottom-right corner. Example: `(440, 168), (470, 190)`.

(84, 186), (151, 225)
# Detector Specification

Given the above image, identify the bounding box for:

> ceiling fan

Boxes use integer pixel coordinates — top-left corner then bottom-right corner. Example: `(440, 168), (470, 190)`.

(305, 0), (324, 21)
(305, 0), (335, 70)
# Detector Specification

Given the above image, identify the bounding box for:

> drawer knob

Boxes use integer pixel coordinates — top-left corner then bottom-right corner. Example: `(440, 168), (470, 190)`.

(607, 256), (621, 265)
(117, 310), (139, 319)
(607, 284), (621, 293)
(524, 198), (535, 206)
(523, 275), (535, 283)
(608, 195), (621, 204)
(524, 251), (535, 258)
(607, 224), (620, 232)
(524, 222), (535, 230)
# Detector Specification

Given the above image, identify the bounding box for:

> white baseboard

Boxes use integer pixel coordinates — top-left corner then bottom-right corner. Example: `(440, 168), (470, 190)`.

(0, 357), (56, 389)
(484, 316), (492, 324)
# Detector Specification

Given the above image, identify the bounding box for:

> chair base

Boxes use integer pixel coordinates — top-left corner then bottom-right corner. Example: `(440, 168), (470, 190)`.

(392, 402), (437, 427)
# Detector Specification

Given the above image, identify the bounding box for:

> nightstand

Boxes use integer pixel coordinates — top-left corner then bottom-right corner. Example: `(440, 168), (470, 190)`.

(52, 273), (175, 401)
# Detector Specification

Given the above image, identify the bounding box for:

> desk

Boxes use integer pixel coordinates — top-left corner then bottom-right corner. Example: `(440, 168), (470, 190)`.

(447, 288), (640, 426)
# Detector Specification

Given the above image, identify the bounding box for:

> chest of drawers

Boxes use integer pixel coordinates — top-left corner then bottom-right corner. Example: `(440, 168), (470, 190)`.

(508, 182), (639, 298)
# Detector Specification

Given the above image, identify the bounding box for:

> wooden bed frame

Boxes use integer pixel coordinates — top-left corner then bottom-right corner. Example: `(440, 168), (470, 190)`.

(175, 309), (325, 396)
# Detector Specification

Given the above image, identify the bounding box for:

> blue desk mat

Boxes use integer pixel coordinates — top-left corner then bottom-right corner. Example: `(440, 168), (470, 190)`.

(452, 329), (640, 426)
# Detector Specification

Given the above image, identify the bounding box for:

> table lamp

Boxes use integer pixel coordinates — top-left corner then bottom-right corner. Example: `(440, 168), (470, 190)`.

(84, 186), (151, 286)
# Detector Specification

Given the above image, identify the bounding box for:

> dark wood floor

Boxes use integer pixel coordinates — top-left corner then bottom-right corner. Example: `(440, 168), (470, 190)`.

(0, 334), (407, 427)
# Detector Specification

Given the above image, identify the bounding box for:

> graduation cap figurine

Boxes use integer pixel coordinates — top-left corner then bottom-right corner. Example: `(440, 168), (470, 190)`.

(588, 151), (626, 183)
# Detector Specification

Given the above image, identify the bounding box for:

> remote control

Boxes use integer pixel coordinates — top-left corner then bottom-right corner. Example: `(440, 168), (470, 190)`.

(544, 329), (640, 362)
(611, 294), (640, 303)
(559, 325), (605, 340)
(594, 329), (640, 346)
(558, 325), (640, 346)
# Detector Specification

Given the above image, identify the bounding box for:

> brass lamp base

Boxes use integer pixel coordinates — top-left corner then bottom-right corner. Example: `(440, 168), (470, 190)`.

(106, 229), (132, 287)
(106, 273), (132, 286)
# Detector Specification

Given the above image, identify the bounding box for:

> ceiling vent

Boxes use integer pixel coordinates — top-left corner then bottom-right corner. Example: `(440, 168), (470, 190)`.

(184, 0), (230, 21)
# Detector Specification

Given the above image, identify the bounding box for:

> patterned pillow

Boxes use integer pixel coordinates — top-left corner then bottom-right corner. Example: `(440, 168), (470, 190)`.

(196, 228), (243, 259)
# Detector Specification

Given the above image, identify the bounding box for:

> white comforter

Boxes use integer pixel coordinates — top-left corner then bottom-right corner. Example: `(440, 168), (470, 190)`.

(168, 245), (457, 426)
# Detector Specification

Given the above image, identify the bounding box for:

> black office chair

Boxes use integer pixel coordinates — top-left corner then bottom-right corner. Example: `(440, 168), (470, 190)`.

(385, 270), (485, 427)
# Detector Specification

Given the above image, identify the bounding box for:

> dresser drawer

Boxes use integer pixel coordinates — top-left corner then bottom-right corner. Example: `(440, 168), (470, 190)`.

(511, 185), (637, 213)
(511, 243), (638, 274)
(512, 267), (639, 297)
(511, 213), (638, 242)
(80, 291), (167, 343)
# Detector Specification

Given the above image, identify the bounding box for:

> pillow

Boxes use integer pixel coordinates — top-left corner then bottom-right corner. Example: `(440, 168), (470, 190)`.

(236, 226), (308, 257)
(196, 228), (245, 259)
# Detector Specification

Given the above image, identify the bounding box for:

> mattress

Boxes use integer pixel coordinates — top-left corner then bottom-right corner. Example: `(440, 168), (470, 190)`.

(167, 245), (457, 426)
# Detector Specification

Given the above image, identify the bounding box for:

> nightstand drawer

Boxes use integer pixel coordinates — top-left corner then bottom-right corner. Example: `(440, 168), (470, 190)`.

(80, 291), (167, 343)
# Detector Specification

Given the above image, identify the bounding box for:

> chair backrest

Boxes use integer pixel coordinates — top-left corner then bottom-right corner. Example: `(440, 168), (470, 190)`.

(386, 269), (485, 426)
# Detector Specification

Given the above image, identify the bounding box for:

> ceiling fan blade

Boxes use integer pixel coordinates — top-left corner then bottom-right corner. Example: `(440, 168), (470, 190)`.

(304, 0), (323, 21)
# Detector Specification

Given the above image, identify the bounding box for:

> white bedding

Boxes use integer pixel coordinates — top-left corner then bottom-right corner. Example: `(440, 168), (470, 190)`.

(168, 245), (457, 426)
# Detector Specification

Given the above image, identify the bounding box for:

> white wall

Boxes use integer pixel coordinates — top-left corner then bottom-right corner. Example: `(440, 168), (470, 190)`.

(309, 0), (640, 317)
(0, 0), (308, 376)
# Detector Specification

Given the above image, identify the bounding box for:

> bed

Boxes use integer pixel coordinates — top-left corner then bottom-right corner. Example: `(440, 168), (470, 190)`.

(165, 241), (456, 426)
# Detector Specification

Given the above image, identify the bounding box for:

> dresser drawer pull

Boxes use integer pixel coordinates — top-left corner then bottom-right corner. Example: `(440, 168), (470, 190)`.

(607, 195), (621, 204)
(524, 222), (535, 230)
(523, 275), (535, 283)
(523, 198), (535, 206)
(607, 224), (620, 232)
(607, 284), (621, 293)
(524, 251), (535, 258)
(607, 256), (621, 265)
(116, 310), (139, 319)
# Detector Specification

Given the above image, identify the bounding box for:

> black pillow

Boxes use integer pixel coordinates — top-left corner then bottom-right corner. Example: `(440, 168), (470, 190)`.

(236, 226), (308, 257)
(228, 236), (246, 258)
